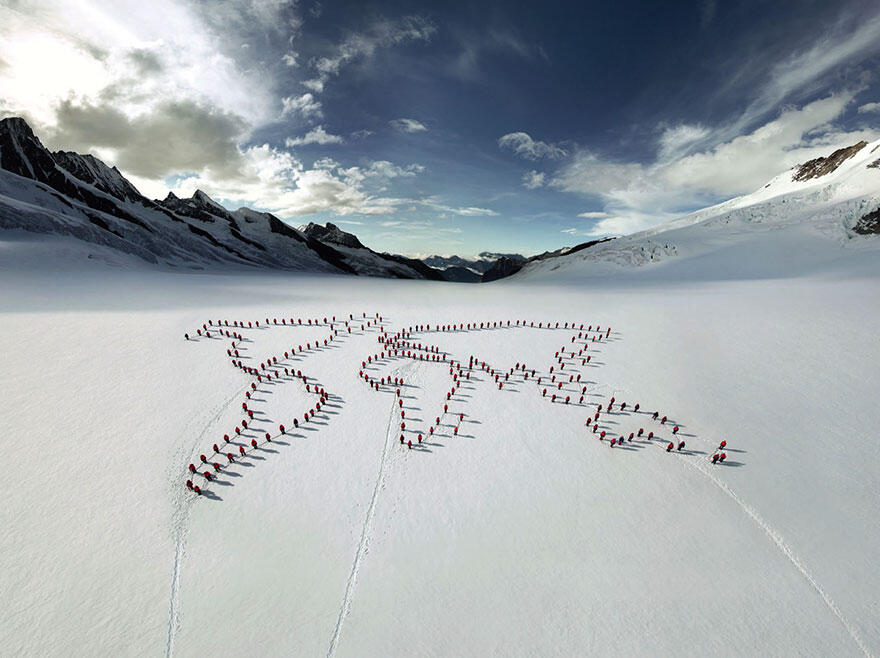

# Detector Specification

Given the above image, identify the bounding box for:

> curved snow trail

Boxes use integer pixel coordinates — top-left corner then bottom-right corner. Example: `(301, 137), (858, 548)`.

(164, 382), (250, 658)
(681, 456), (873, 657)
(326, 365), (409, 658)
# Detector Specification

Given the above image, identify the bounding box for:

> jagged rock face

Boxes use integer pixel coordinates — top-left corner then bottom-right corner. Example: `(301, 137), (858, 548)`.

(792, 141), (867, 181)
(52, 151), (142, 202)
(0, 117), (70, 187)
(160, 189), (239, 229)
(301, 222), (365, 249)
(853, 208), (880, 235)
(868, 158), (880, 170)
(482, 256), (526, 282)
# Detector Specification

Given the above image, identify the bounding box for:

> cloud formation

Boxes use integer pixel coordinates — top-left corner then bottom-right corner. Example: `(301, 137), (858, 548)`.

(303, 16), (435, 99)
(282, 93), (323, 119)
(521, 170), (545, 189)
(284, 125), (344, 146)
(499, 132), (567, 160)
(551, 92), (878, 236)
(390, 118), (428, 133)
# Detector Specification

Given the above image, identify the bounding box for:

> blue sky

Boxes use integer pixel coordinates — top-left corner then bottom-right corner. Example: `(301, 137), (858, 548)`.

(2, 0), (880, 256)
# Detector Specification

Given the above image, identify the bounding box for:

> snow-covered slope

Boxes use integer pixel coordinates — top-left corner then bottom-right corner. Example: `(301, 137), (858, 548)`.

(515, 139), (880, 281)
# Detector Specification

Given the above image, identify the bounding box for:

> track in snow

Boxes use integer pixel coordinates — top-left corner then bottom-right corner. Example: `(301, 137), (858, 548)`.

(326, 364), (411, 658)
(164, 383), (250, 658)
(680, 456), (873, 657)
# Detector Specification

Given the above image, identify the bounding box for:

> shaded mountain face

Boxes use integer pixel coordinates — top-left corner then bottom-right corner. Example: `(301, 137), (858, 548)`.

(440, 265), (483, 282)
(481, 255), (527, 282)
(300, 222), (365, 249)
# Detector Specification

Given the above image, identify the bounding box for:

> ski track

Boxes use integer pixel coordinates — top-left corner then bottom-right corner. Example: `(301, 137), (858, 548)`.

(326, 364), (408, 658)
(164, 381), (251, 658)
(597, 337), (870, 654)
(676, 448), (873, 657)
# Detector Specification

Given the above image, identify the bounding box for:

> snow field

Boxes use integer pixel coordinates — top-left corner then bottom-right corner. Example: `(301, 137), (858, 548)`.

(1, 267), (878, 656)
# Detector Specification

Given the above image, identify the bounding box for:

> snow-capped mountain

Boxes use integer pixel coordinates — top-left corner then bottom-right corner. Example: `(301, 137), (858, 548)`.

(297, 221), (445, 280)
(0, 117), (444, 279)
(513, 139), (880, 281)
(422, 253), (526, 275)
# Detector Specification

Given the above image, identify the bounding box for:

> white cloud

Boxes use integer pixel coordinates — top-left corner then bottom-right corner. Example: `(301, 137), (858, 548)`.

(421, 198), (499, 216)
(720, 12), (880, 140)
(282, 51), (299, 67)
(304, 16), (435, 97)
(449, 27), (546, 80)
(147, 144), (424, 218)
(661, 93), (862, 194)
(281, 92), (322, 118)
(499, 132), (567, 160)
(561, 228), (578, 234)
(302, 78), (325, 93)
(858, 102), (880, 114)
(577, 211), (611, 218)
(284, 125), (343, 147)
(456, 207), (499, 216)
(390, 118), (427, 133)
(521, 170), (545, 189)
(551, 93), (879, 237)
(0, 0), (276, 130)
(657, 123), (710, 161)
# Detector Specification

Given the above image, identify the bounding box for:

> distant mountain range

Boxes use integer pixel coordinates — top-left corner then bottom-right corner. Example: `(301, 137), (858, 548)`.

(0, 117), (508, 280)
(2, 116), (876, 281)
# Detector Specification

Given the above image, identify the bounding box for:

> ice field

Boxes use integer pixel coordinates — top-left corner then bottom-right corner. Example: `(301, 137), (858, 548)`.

(2, 233), (880, 657)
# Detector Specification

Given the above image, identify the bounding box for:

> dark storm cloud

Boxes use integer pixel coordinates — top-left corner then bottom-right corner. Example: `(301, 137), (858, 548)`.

(125, 48), (164, 76)
(52, 99), (246, 178)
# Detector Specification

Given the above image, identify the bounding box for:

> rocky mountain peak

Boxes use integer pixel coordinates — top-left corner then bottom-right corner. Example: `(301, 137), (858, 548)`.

(792, 141), (867, 182)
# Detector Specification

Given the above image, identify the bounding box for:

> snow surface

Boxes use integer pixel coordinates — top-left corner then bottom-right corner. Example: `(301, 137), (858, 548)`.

(517, 138), (880, 282)
(2, 226), (879, 657)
